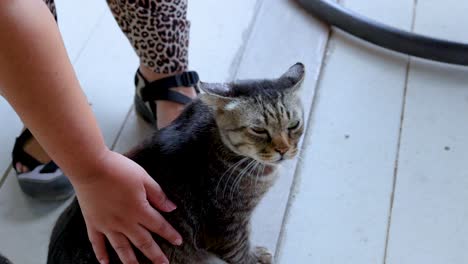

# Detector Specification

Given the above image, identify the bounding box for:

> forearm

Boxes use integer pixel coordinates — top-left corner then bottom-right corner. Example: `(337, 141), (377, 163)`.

(0, 0), (108, 183)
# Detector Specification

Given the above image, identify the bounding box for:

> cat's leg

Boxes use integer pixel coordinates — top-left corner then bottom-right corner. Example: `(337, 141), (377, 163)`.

(210, 227), (273, 264)
(253, 247), (274, 264)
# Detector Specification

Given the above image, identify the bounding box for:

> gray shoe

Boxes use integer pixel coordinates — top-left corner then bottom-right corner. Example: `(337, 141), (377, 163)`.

(12, 129), (74, 201)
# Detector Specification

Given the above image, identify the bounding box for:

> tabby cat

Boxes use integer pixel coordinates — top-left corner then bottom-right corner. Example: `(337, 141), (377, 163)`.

(47, 63), (306, 264)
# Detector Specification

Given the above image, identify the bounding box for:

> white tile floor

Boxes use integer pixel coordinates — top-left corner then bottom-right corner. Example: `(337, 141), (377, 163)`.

(1, 0), (468, 263)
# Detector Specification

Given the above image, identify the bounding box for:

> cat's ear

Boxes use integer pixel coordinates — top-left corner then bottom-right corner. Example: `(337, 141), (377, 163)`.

(279, 62), (305, 93)
(199, 82), (238, 111)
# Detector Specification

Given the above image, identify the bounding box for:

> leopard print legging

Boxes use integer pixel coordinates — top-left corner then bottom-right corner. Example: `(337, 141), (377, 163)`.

(44, 0), (190, 74)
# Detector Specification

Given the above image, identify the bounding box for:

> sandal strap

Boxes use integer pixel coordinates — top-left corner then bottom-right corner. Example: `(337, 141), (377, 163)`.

(40, 161), (59, 173)
(140, 71), (200, 104)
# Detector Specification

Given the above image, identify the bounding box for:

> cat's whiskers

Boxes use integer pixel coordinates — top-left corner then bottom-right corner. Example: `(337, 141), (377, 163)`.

(231, 160), (258, 202)
(226, 159), (252, 200)
(216, 157), (248, 197)
(222, 158), (252, 199)
(235, 161), (260, 204)
(228, 159), (257, 201)
(221, 157), (252, 199)
(233, 160), (260, 202)
(254, 163), (265, 196)
(249, 160), (262, 191)
(249, 162), (264, 202)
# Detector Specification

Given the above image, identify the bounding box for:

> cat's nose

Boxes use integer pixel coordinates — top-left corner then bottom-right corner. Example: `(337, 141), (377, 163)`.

(275, 147), (290, 155)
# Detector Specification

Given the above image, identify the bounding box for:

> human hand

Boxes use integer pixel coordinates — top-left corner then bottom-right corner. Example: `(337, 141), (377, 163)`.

(72, 150), (182, 264)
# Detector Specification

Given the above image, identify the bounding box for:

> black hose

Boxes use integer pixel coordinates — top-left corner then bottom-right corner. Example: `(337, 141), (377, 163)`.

(297, 0), (468, 66)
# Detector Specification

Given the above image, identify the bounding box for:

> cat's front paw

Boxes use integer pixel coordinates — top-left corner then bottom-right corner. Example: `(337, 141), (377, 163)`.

(254, 246), (273, 264)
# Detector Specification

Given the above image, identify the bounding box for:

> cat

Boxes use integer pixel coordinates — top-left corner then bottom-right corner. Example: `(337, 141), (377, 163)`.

(47, 63), (306, 264)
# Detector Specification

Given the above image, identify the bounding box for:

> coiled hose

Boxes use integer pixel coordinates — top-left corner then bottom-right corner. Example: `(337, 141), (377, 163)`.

(297, 0), (468, 66)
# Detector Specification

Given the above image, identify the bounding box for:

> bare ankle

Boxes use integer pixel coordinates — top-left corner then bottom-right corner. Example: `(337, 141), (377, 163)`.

(138, 64), (197, 129)
(139, 64), (177, 82)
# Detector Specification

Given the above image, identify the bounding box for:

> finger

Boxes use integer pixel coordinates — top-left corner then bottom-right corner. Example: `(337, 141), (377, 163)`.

(88, 230), (109, 264)
(144, 178), (177, 212)
(107, 232), (138, 264)
(142, 208), (182, 246)
(127, 225), (169, 264)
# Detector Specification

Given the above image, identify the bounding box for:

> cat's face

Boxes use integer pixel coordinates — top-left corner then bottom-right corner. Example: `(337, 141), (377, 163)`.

(200, 63), (305, 164)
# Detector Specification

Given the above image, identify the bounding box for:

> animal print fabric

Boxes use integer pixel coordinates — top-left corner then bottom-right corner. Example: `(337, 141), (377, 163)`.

(43, 0), (190, 74)
(43, 0), (57, 21)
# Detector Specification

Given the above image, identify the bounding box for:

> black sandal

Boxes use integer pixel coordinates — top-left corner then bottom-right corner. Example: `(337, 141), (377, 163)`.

(134, 69), (200, 125)
(12, 129), (74, 201)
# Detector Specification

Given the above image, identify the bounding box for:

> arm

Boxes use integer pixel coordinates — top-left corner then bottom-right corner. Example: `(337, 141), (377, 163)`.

(0, 0), (182, 263)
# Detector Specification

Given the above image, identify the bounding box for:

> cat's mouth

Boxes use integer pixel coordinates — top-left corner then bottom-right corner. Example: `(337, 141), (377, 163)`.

(272, 152), (298, 164)
(255, 150), (298, 165)
(260, 155), (287, 165)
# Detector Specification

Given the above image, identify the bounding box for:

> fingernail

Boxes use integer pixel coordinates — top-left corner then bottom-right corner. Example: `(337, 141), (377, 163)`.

(99, 259), (107, 264)
(174, 237), (183, 246)
(166, 201), (177, 211)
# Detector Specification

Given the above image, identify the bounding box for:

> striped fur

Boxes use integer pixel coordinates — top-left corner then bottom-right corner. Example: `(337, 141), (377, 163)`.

(48, 63), (305, 264)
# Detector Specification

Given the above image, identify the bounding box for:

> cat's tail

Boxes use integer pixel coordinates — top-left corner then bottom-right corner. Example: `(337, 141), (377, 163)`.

(0, 253), (12, 264)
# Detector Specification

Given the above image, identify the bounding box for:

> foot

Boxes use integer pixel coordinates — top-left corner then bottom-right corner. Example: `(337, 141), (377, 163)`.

(14, 128), (50, 173)
(139, 65), (197, 129)
(12, 128), (74, 201)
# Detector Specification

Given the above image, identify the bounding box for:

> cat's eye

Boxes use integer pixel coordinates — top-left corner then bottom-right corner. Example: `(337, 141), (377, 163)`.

(249, 127), (268, 135)
(288, 121), (300, 130)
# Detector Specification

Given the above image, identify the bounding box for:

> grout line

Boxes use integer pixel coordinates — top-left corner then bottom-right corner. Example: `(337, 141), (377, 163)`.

(383, 1), (418, 263)
(274, 29), (333, 261)
(230, 0), (265, 81)
(71, 8), (108, 64)
(0, 166), (12, 190)
(382, 59), (411, 264)
(110, 106), (133, 151)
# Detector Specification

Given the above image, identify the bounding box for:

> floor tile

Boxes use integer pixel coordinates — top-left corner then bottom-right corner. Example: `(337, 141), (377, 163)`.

(0, 171), (72, 263)
(386, 1), (468, 263)
(187, 0), (261, 81)
(278, 0), (414, 262)
(55, 0), (108, 63)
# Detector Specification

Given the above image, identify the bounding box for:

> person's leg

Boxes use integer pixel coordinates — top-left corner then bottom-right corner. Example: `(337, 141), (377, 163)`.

(106, 0), (197, 128)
